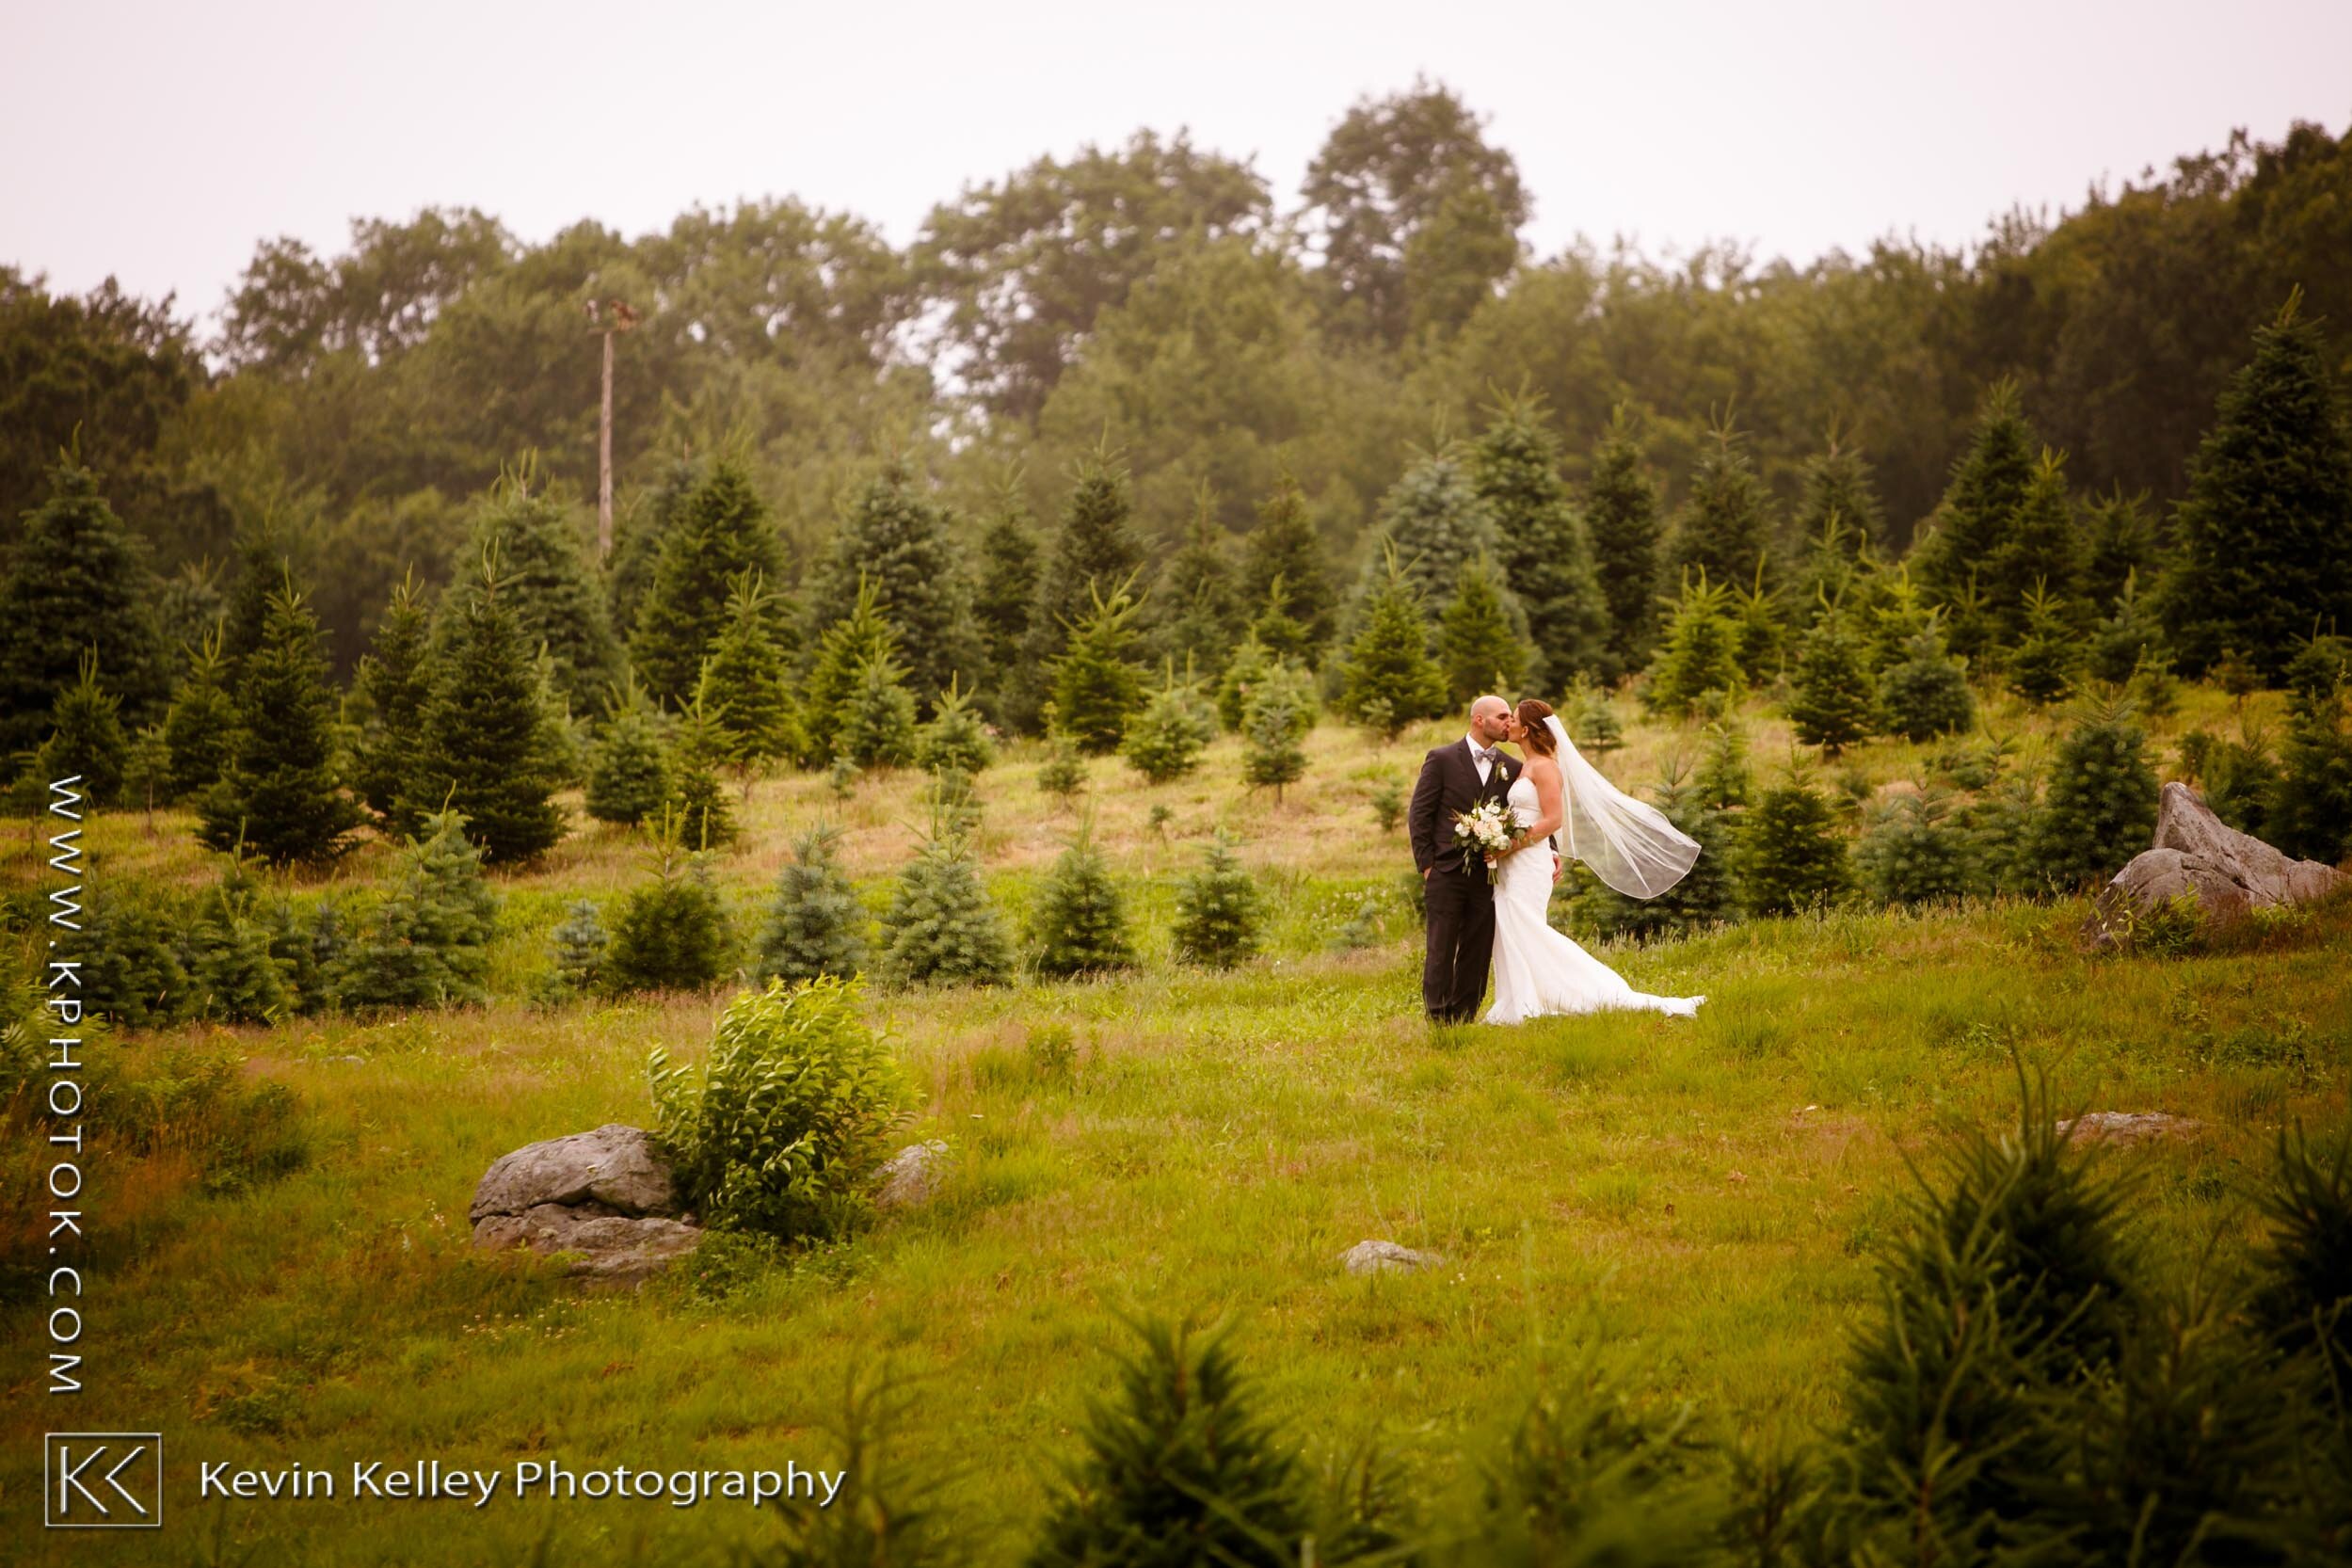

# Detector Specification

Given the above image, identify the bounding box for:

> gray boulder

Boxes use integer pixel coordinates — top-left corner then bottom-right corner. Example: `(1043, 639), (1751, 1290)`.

(471, 1125), (699, 1284)
(1340, 1240), (1444, 1276)
(2057, 1112), (2201, 1146)
(470, 1124), (681, 1223)
(874, 1141), (951, 1211)
(2100, 783), (2343, 927)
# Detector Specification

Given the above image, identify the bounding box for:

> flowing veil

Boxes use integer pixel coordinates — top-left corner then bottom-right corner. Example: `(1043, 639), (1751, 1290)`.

(1544, 714), (1701, 899)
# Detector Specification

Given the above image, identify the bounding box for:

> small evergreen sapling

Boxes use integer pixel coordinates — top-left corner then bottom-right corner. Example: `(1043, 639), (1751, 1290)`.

(1857, 789), (1975, 907)
(1036, 725), (1089, 809)
(915, 676), (996, 775)
(199, 582), (363, 866)
(1340, 543), (1448, 734)
(1241, 663), (1312, 803)
(1030, 817), (1136, 979)
(1785, 607), (1877, 756)
(333, 807), (501, 1011)
(756, 824), (871, 986)
(2028, 695), (2160, 892)
(2008, 581), (2084, 707)
(840, 651), (920, 771)
(546, 900), (609, 1000)
(584, 678), (670, 826)
(1122, 664), (1214, 783)
(1877, 616), (1976, 743)
(1050, 578), (1147, 755)
(1172, 832), (1263, 969)
(1739, 764), (1851, 917)
(666, 678), (738, 850)
(38, 650), (128, 807)
(1642, 569), (1743, 717)
(606, 809), (735, 993)
(880, 823), (1014, 987)
(164, 628), (239, 804)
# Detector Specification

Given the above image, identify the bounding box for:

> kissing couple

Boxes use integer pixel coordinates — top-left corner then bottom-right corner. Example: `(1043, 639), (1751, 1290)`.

(1409, 695), (1706, 1026)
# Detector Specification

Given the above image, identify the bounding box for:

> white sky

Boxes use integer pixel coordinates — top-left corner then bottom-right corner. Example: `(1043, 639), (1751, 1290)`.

(6, 0), (2348, 341)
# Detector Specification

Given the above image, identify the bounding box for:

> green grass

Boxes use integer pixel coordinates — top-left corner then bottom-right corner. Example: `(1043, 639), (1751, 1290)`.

(1, 695), (2344, 1563)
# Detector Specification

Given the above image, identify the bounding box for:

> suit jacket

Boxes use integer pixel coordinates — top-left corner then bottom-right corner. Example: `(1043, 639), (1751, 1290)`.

(1409, 739), (1519, 877)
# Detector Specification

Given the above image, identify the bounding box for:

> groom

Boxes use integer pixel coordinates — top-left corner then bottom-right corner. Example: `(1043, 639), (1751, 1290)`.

(1409, 695), (1517, 1024)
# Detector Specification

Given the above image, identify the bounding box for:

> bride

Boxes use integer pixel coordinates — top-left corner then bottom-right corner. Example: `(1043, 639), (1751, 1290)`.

(1483, 698), (1706, 1024)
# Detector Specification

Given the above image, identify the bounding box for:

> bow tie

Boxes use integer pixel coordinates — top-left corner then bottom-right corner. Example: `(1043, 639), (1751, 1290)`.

(1474, 746), (1498, 766)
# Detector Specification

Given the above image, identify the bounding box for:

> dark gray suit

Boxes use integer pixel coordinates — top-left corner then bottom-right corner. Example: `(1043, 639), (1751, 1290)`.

(1409, 738), (1515, 1023)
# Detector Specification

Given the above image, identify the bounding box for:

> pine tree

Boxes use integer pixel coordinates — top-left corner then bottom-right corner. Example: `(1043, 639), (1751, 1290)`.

(608, 451), (701, 639)
(2008, 582), (2084, 707)
(629, 454), (788, 705)
(755, 824), (870, 985)
(915, 676), (997, 775)
(1740, 768), (1850, 917)
(79, 882), (189, 1027)
(1878, 617), (1976, 743)
(156, 556), (225, 660)
(1024, 442), (1150, 688)
(1159, 485), (1244, 679)
(1786, 610), (1878, 756)
(840, 651), (920, 770)
(1585, 404), (1663, 677)
(122, 724), (171, 825)
(1172, 832), (1264, 968)
(546, 899), (609, 1000)
(811, 456), (976, 709)
(1436, 552), (1529, 705)
(1964, 775), (2044, 899)
(352, 572), (433, 831)
(2089, 568), (2168, 686)
(2029, 696), (2160, 892)
(1240, 471), (1335, 653)
(1027, 1317), (1312, 1568)
(38, 650), (128, 807)
(1642, 570), (1744, 717)
(1050, 579), (1146, 755)
(1374, 444), (1496, 611)
(1123, 665), (1214, 783)
(163, 627), (240, 803)
(605, 809), (734, 993)
(1793, 426), (1890, 558)
(702, 571), (798, 782)
(199, 582), (362, 865)
(585, 677), (671, 826)
(2168, 296), (2352, 677)
(1245, 575), (1316, 664)
(880, 825), (1014, 986)
(1473, 392), (1610, 684)
(1214, 637), (1275, 732)
(405, 555), (567, 864)
(2267, 637), (2352, 864)
(218, 520), (284, 678)
(800, 576), (900, 765)
(667, 678), (738, 850)
(2079, 488), (2157, 618)
(1912, 379), (2040, 615)
(1242, 663), (1312, 801)
(0, 453), (170, 760)
(1864, 566), (1933, 674)
(973, 476), (1043, 708)
(1857, 789), (1975, 907)
(1694, 720), (1754, 811)
(333, 807), (501, 1011)
(1036, 724), (1089, 808)
(442, 458), (618, 712)
(1668, 416), (1777, 599)
(1729, 563), (1787, 684)
(1992, 450), (2082, 643)
(1340, 545), (1448, 734)
(1029, 817), (1135, 978)
(1788, 510), (1868, 638)
(188, 865), (292, 1024)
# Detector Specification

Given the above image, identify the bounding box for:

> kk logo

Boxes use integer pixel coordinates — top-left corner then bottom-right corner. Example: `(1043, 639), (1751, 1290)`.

(45, 1433), (163, 1528)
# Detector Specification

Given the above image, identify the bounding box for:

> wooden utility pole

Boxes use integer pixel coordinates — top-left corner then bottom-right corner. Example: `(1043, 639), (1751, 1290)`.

(585, 296), (638, 560)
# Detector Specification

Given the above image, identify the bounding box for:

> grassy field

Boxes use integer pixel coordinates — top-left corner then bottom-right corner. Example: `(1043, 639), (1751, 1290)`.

(2, 691), (2346, 1564)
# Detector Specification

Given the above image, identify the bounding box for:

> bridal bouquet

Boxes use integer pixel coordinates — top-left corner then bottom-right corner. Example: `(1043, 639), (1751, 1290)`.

(1451, 800), (1520, 877)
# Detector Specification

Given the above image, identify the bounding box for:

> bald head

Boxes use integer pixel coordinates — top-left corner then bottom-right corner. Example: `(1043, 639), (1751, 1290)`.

(1468, 695), (1512, 744)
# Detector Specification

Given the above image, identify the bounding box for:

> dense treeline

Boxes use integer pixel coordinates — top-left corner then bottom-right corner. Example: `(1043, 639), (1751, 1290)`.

(4, 92), (2348, 674)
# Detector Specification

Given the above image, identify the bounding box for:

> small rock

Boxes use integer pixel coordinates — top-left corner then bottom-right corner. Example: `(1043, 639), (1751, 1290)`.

(2057, 1112), (2201, 1146)
(473, 1204), (702, 1285)
(874, 1141), (951, 1211)
(1340, 1240), (1444, 1276)
(470, 1124), (681, 1224)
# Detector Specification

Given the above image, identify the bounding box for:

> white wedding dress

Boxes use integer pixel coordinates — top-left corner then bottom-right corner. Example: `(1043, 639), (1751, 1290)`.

(1485, 770), (1705, 1024)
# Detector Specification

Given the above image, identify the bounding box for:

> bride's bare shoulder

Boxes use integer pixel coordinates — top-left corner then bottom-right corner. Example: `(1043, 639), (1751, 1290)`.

(1526, 753), (1563, 780)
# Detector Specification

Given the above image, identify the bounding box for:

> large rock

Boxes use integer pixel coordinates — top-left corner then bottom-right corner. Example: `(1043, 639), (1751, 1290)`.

(470, 1124), (682, 1223)
(2057, 1112), (2200, 1146)
(471, 1125), (699, 1284)
(2100, 783), (2344, 925)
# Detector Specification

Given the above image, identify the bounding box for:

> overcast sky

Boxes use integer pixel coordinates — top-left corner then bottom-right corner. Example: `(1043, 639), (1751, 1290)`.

(6, 0), (2347, 341)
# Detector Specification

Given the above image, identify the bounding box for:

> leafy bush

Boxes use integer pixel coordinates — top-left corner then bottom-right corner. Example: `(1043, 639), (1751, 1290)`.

(648, 976), (913, 1242)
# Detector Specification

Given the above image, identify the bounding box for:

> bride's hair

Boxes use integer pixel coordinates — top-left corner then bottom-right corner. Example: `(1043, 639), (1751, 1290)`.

(1515, 698), (1557, 756)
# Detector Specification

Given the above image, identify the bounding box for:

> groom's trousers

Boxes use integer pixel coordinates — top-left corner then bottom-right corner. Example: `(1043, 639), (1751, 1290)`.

(1422, 868), (1496, 1023)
